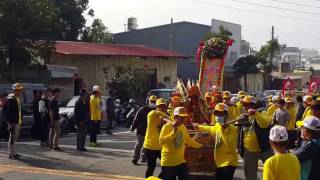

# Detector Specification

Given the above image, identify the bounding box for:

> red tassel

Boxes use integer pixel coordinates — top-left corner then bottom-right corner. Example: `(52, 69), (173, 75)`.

(196, 42), (205, 62)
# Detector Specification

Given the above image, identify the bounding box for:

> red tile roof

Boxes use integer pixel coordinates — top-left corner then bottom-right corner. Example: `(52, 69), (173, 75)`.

(55, 41), (187, 58)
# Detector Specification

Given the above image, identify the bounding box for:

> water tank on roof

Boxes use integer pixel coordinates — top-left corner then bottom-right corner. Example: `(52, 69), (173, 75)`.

(128, 17), (138, 31)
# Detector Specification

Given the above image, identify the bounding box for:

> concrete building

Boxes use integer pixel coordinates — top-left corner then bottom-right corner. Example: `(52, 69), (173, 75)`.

(281, 47), (301, 69)
(211, 19), (241, 66)
(114, 21), (211, 82)
(50, 41), (186, 96)
(301, 48), (319, 59)
(241, 40), (250, 56)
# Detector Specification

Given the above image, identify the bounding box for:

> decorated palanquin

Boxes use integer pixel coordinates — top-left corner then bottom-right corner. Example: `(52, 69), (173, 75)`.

(173, 37), (233, 174)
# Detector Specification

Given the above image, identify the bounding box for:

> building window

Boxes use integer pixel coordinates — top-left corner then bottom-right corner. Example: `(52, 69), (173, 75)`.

(230, 51), (237, 63)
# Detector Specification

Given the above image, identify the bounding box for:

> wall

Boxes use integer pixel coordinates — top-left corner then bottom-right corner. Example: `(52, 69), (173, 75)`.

(51, 54), (177, 95)
(239, 73), (264, 93)
(211, 19), (241, 66)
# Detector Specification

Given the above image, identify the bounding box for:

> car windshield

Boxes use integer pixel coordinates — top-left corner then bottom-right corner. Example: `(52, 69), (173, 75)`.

(264, 91), (275, 96)
(66, 97), (79, 107)
(151, 91), (172, 100)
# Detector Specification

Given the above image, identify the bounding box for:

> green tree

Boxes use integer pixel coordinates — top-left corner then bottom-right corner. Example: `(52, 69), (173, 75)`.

(204, 25), (233, 41)
(233, 55), (260, 91)
(82, 19), (112, 43)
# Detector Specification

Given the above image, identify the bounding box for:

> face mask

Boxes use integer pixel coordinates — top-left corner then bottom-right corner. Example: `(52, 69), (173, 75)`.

(216, 116), (225, 124)
(149, 103), (156, 109)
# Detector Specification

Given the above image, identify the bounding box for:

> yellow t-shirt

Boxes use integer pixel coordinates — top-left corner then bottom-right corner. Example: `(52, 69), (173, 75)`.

(227, 104), (240, 122)
(263, 153), (301, 180)
(90, 95), (101, 121)
(302, 106), (313, 121)
(160, 123), (202, 167)
(199, 123), (239, 168)
(16, 97), (22, 125)
(267, 104), (278, 118)
(236, 101), (244, 114)
(286, 107), (297, 131)
(143, 110), (166, 150)
(244, 111), (271, 152)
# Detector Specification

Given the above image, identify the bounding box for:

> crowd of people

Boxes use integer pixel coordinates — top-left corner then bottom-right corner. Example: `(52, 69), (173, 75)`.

(131, 90), (320, 180)
(0, 83), (117, 159)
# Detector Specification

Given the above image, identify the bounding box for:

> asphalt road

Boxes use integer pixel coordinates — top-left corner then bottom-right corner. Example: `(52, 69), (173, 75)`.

(0, 127), (262, 180)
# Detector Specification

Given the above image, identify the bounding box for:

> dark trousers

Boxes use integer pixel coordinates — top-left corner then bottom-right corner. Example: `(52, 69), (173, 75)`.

(106, 116), (113, 131)
(288, 130), (297, 149)
(216, 166), (237, 180)
(144, 148), (161, 178)
(77, 123), (87, 149)
(40, 117), (49, 143)
(90, 121), (100, 143)
(160, 163), (189, 180)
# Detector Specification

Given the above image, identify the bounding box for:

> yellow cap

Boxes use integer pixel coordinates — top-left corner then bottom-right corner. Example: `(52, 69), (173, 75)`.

(243, 95), (256, 104)
(173, 107), (189, 117)
(156, 98), (167, 106)
(317, 97), (320, 101)
(272, 96), (281, 102)
(303, 95), (313, 105)
(214, 103), (227, 112)
(12, 83), (24, 90)
(205, 92), (212, 98)
(146, 177), (162, 180)
(149, 95), (157, 102)
(223, 91), (231, 99)
(238, 91), (246, 98)
(285, 97), (294, 103)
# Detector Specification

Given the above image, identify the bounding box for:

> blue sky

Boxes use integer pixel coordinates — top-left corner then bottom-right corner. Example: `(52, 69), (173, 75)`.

(88, 0), (320, 51)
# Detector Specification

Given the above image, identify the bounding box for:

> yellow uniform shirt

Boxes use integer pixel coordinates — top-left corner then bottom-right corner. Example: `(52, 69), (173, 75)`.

(90, 95), (101, 121)
(199, 124), (239, 168)
(143, 110), (166, 150)
(159, 123), (202, 167)
(286, 107), (297, 131)
(236, 101), (244, 114)
(267, 104), (278, 118)
(263, 153), (301, 180)
(227, 104), (240, 122)
(16, 97), (22, 125)
(302, 106), (313, 121)
(211, 114), (216, 125)
(244, 111), (270, 152)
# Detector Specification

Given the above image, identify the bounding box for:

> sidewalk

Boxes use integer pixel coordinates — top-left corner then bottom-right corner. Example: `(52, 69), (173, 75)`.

(0, 164), (144, 180)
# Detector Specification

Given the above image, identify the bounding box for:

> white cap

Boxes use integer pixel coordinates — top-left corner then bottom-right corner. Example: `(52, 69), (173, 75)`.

(231, 96), (238, 103)
(115, 99), (121, 104)
(92, 85), (101, 92)
(272, 96), (280, 101)
(269, 125), (288, 142)
(303, 116), (320, 131)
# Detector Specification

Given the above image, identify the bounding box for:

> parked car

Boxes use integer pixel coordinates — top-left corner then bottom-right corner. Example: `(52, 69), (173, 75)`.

(148, 89), (174, 101)
(0, 83), (45, 138)
(263, 90), (282, 97)
(59, 96), (109, 134)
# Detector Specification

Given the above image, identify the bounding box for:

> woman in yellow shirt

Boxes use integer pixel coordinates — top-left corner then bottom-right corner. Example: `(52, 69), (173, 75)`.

(263, 125), (301, 180)
(143, 98), (167, 178)
(194, 103), (238, 180)
(159, 107), (202, 180)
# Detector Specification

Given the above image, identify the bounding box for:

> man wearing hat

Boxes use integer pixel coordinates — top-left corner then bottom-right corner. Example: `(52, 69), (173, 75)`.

(143, 98), (167, 178)
(39, 88), (51, 146)
(75, 88), (89, 151)
(294, 116), (320, 180)
(301, 95), (314, 121)
(263, 125), (300, 180)
(271, 99), (290, 127)
(285, 97), (297, 148)
(89, 85), (102, 147)
(223, 91), (239, 122)
(3, 83), (24, 159)
(239, 96), (273, 180)
(131, 95), (157, 165)
(236, 91), (246, 114)
(194, 103), (239, 180)
(159, 107), (202, 180)
(267, 96), (280, 118)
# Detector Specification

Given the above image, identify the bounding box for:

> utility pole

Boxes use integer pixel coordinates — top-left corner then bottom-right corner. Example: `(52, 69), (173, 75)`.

(170, 18), (174, 51)
(271, 25), (274, 40)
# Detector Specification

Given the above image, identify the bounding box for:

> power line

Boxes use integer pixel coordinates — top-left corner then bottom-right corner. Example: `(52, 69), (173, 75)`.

(269, 0), (320, 9)
(190, 0), (320, 23)
(229, 0), (320, 16)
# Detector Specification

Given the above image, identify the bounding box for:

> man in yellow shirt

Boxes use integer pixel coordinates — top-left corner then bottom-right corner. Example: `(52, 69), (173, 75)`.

(285, 97), (297, 148)
(240, 96), (274, 180)
(301, 95), (313, 121)
(194, 103), (238, 180)
(236, 91), (246, 114)
(159, 107), (202, 180)
(223, 91), (239, 122)
(267, 96), (280, 118)
(143, 98), (167, 178)
(263, 125), (301, 180)
(89, 85), (102, 147)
